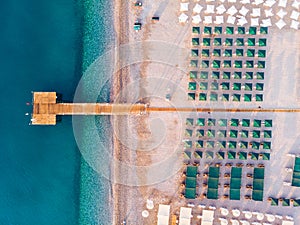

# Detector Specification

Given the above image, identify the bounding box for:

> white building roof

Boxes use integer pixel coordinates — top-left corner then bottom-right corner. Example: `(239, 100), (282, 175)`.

(179, 207), (192, 225)
(201, 210), (214, 225)
(282, 221), (294, 225)
(157, 204), (170, 225)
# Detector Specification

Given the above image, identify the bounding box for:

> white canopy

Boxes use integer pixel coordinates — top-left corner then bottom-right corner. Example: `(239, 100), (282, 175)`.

(277, 9), (287, 18)
(232, 209), (240, 217)
(215, 16), (224, 24)
(216, 5), (226, 14)
(201, 210), (214, 225)
(290, 20), (299, 30)
(193, 4), (203, 13)
(251, 8), (261, 17)
(239, 6), (249, 16)
(180, 3), (189, 12)
(290, 10), (300, 20)
(279, 0), (287, 7)
(251, 17), (259, 26)
(292, 0), (300, 9)
(157, 204), (170, 225)
(204, 16), (213, 24)
(227, 15), (236, 24)
(192, 15), (201, 24)
(227, 6), (238, 15)
(178, 13), (188, 23)
(179, 207), (192, 225)
(264, 0), (276, 7)
(205, 5), (215, 14)
(264, 9), (274, 17)
(253, 0), (264, 5)
(237, 17), (248, 26)
(266, 214), (275, 222)
(276, 19), (286, 29)
(230, 220), (239, 225)
(261, 18), (272, 27)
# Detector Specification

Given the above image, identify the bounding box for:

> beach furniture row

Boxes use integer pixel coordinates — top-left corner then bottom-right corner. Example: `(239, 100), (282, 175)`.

(192, 26), (268, 35)
(192, 37), (267, 47)
(192, 48), (266, 58)
(188, 81), (264, 91)
(186, 118), (272, 128)
(190, 71), (265, 80)
(189, 59), (266, 69)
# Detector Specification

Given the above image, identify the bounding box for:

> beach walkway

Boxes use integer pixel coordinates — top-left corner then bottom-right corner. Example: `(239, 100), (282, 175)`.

(30, 92), (300, 125)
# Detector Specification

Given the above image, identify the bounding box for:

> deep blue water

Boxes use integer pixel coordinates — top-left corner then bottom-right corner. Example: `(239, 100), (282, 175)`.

(0, 1), (83, 224)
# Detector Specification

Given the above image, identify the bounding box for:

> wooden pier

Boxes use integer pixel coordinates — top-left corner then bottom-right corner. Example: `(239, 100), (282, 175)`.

(31, 92), (300, 125)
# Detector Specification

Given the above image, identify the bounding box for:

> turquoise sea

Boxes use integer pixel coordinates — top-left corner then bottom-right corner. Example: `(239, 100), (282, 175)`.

(0, 0), (113, 224)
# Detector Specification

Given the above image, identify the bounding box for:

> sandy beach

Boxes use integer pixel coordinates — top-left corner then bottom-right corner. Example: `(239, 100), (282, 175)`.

(110, 0), (300, 224)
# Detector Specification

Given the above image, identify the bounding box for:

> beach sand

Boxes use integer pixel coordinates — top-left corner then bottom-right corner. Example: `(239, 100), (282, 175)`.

(111, 0), (300, 224)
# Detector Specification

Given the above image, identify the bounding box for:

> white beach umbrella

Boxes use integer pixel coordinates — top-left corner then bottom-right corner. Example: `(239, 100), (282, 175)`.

(216, 5), (226, 14)
(244, 211), (252, 219)
(142, 210), (149, 218)
(266, 214), (275, 222)
(220, 219), (229, 225)
(228, 0), (237, 3)
(237, 17), (248, 26)
(292, 0), (300, 9)
(253, 0), (264, 5)
(257, 213), (264, 221)
(263, 223), (272, 225)
(215, 16), (224, 24)
(277, 9), (287, 18)
(193, 4), (203, 14)
(227, 6), (238, 16)
(283, 182), (292, 186)
(264, 9), (274, 17)
(227, 15), (236, 24)
(264, 0), (276, 7)
(231, 219), (239, 225)
(240, 0), (250, 3)
(206, 0), (215, 2)
(241, 221), (250, 225)
(239, 6), (249, 16)
(278, 0), (287, 7)
(219, 0), (226, 2)
(178, 13), (188, 23)
(232, 209), (241, 217)
(192, 15), (201, 24)
(251, 18), (259, 26)
(180, 3), (189, 12)
(205, 5), (215, 14)
(290, 10), (300, 20)
(261, 18), (272, 27)
(220, 208), (229, 216)
(251, 8), (261, 17)
(276, 19), (286, 29)
(204, 16), (213, 24)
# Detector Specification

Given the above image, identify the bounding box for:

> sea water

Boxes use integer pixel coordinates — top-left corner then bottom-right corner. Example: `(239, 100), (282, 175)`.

(0, 0), (113, 224)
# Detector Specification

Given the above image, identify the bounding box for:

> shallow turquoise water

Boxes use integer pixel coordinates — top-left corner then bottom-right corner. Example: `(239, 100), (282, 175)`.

(0, 1), (82, 224)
